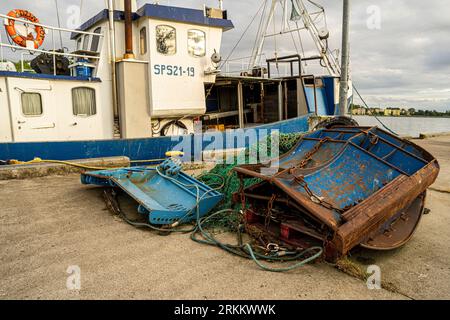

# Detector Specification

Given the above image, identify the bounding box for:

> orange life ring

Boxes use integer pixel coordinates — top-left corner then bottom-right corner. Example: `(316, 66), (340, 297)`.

(5, 9), (45, 49)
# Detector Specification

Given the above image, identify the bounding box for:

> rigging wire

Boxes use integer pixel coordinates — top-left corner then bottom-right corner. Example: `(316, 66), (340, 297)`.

(220, 0), (266, 69)
(54, 0), (64, 50)
(352, 85), (399, 135)
(251, 0), (269, 67)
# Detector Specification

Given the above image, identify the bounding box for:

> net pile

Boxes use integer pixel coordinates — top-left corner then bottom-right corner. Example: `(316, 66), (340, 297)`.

(197, 132), (305, 229)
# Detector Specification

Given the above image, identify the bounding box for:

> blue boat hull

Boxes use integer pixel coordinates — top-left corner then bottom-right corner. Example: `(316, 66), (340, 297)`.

(0, 115), (311, 162)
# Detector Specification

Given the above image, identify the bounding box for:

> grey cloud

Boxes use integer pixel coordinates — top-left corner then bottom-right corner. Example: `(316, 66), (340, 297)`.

(1, 0), (449, 111)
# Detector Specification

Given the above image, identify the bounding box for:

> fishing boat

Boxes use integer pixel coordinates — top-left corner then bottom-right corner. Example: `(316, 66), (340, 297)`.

(0, 0), (353, 162)
(0, 1), (439, 263)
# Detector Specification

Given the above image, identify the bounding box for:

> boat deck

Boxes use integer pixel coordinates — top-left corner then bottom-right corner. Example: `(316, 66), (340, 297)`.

(0, 136), (449, 299)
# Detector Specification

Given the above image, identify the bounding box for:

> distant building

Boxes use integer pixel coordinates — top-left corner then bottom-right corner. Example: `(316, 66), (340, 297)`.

(400, 108), (410, 116)
(384, 108), (401, 116)
(367, 108), (382, 115)
(351, 107), (367, 115)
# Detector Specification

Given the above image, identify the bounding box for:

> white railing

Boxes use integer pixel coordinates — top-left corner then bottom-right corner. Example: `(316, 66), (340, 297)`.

(0, 13), (104, 76)
(221, 53), (305, 78)
(221, 54), (268, 76)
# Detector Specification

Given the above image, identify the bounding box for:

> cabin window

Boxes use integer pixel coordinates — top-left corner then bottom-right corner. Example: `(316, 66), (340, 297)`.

(187, 29), (206, 57)
(21, 93), (43, 116)
(156, 25), (176, 55)
(72, 87), (96, 116)
(82, 35), (90, 51)
(140, 27), (147, 55)
(77, 38), (82, 50)
(90, 27), (102, 52)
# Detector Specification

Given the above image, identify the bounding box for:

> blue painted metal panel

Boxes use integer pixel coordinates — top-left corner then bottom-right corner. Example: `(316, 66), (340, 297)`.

(322, 76), (337, 115)
(0, 71), (101, 82)
(279, 143), (402, 210)
(81, 165), (223, 224)
(245, 126), (432, 212)
(304, 87), (328, 115)
(242, 126), (431, 212)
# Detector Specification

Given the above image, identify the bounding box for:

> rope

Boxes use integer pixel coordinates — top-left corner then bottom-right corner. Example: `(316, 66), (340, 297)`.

(104, 142), (323, 272)
(7, 157), (167, 170)
(352, 85), (399, 136)
(245, 244), (323, 272)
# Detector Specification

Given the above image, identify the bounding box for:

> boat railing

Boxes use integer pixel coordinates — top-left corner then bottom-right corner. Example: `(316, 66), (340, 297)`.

(221, 53), (308, 79)
(0, 13), (104, 76)
(221, 54), (268, 76)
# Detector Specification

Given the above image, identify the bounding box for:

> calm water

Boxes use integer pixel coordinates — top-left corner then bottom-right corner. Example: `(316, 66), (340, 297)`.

(352, 116), (450, 138)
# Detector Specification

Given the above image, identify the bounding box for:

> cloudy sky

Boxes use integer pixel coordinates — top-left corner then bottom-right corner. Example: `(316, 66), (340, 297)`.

(1, 0), (449, 111)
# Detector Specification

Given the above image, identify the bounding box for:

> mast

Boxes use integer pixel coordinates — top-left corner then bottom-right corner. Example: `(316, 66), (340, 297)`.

(108, 0), (119, 128)
(248, 0), (277, 70)
(338, 0), (350, 115)
(248, 0), (340, 76)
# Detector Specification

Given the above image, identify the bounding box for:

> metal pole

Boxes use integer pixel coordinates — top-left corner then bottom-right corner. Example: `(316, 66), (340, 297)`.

(249, 0), (276, 70)
(278, 81), (283, 121)
(237, 81), (245, 128)
(338, 0), (350, 115)
(108, 0), (120, 128)
(0, 31), (4, 63)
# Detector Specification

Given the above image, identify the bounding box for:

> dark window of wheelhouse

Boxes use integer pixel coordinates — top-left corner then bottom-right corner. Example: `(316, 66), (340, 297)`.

(188, 29), (206, 57)
(77, 38), (82, 50)
(140, 27), (147, 55)
(82, 35), (90, 51)
(90, 27), (102, 52)
(21, 92), (43, 116)
(156, 25), (176, 55)
(72, 87), (96, 116)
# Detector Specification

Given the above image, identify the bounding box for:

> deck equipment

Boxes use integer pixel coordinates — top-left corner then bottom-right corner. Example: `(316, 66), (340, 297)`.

(81, 159), (223, 225)
(233, 126), (440, 261)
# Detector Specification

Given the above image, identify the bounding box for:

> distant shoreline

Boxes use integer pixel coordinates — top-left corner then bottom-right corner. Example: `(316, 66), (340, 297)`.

(353, 115), (450, 119)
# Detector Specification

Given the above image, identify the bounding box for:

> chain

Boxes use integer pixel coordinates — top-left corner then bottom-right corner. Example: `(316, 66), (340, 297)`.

(294, 175), (344, 214)
(290, 137), (331, 171)
(265, 194), (277, 229)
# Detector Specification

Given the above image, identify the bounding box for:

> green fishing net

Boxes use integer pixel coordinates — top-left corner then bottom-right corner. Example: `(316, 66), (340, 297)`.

(197, 132), (305, 223)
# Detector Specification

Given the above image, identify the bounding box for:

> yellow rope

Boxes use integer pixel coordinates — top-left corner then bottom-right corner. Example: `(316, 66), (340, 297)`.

(8, 157), (166, 171)
(7, 151), (184, 171)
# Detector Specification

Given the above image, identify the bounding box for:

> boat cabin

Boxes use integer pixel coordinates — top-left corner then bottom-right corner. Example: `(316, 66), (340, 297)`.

(0, 0), (342, 143)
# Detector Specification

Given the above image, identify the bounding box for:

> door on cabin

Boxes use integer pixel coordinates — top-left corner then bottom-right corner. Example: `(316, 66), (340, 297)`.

(8, 78), (58, 142)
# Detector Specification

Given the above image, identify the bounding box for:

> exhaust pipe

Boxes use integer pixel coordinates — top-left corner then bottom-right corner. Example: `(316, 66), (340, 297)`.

(123, 0), (134, 59)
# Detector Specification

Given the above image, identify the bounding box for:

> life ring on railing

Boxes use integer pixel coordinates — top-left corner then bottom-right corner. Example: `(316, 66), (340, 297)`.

(5, 9), (45, 49)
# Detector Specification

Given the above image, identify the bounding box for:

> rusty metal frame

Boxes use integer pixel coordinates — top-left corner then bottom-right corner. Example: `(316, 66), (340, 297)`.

(234, 126), (440, 261)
